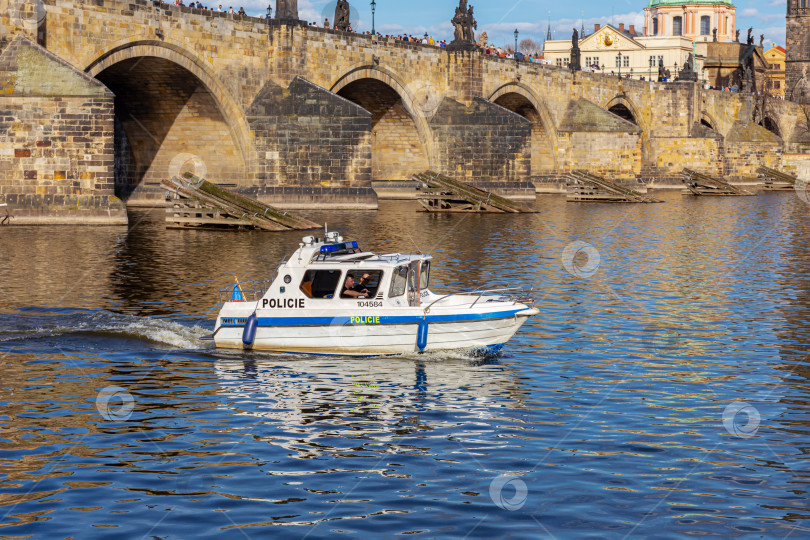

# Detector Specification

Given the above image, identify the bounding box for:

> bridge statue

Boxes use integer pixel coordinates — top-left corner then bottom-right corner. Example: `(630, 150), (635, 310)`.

(334, 0), (350, 31)
(275, 0), (301, 21)
(676, 53), (697, 82)
(747, 27), (754, 45)
(569, 28), (581, 71)
(712, 28), (717, 42)
(448, 0), (478, 51)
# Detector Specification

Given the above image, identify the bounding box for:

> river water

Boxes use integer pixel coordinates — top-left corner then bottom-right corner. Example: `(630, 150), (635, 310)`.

(1, 192), (809, 538)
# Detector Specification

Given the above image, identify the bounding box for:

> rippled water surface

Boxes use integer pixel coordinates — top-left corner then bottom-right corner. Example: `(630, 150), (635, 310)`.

(2, 193), (810, 538)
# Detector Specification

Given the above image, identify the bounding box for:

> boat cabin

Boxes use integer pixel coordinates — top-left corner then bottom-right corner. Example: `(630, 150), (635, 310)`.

(257, 232), (432, 308)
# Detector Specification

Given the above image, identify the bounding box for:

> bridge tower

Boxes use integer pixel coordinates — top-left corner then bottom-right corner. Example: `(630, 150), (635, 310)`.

(786, 0), (810, 101)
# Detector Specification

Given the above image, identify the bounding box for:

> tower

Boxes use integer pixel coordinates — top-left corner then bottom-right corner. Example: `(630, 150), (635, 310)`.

(786, 0), (810, 101)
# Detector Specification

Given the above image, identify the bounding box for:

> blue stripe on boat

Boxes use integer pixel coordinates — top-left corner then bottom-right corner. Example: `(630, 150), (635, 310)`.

(240, 309), (524, 327)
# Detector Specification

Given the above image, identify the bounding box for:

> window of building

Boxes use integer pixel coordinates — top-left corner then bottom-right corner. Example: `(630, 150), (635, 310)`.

(653, 18), (658, 36)
(673, 16), (682, 36)
(623, 56), (629, 67)
(776, 81), (780, 89)
(649, 56), (655, 67)
(615, 55), (621, 67)
(700, 16), (710, 35)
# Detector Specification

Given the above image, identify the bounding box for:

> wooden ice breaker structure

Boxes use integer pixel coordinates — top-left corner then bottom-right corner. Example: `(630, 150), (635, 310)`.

(413, 171), (532, 213)
(565, 170), (662, 203)
(680, 169), (754, 196)
(161, 173), (320, 231)
(757, 166), (798, 191)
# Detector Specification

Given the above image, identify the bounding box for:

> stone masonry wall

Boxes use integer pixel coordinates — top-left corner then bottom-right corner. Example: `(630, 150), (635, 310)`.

(0, 95), (126, 223)
(429, 97), (531, 186)
(245, 77), (376, 208)
(646, 137), (723, 181)
(0, 35), (125, 224)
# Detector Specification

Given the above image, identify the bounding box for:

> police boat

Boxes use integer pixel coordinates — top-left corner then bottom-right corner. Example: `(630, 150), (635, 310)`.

(210, 231), (538, 356)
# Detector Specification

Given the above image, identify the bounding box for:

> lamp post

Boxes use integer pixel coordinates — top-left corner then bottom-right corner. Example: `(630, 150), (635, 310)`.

(266, 3), (271, 19)
(370, 0), (376, 35)
(514, 28), (519, 62)
(618, 52), (622, 78)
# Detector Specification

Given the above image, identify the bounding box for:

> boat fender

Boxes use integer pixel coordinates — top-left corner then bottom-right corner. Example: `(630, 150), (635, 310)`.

(242, 313), (258, 348)
(417, 320), (428, 353)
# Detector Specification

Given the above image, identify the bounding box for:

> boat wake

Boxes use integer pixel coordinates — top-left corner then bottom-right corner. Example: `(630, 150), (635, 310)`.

(0, 307), (212, 349)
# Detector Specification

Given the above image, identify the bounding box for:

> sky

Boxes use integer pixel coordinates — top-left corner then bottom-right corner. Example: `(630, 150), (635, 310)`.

(232, 0), (789, 52)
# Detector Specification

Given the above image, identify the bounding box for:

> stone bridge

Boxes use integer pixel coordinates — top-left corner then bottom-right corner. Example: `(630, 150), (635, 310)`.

(1, 0), (808, 221)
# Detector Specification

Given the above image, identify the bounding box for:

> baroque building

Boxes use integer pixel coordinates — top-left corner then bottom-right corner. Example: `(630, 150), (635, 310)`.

(764, 45), (786, 98)
(786, 0), (810, 101)
(644, 0), (736, 43)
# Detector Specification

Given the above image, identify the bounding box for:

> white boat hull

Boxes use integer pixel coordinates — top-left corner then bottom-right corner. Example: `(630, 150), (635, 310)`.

(213, 305), (538, 356)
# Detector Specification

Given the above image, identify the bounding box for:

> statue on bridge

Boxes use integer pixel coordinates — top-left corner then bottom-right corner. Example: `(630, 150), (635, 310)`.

(735, 29), (740, 43)
(448, 0), (478, 51)
(713, 28), (717, 42)
(569, 28), (581, 72)
(275, 0), (301, 22)
(676, 53), (697, 82)
(747, 27), (754, 45)
(334, 0), (350, 31)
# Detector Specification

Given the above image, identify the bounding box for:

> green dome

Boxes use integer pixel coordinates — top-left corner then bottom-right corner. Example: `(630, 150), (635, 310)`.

(647, 0), (734, 6)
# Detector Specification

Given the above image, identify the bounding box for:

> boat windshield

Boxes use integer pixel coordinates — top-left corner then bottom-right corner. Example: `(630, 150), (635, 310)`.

(389, 265), (408, 297)
(419, 261), (430, 289)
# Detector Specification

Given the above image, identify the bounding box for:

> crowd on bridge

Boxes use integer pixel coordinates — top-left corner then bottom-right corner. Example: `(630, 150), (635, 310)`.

(155, 0), (550, 61)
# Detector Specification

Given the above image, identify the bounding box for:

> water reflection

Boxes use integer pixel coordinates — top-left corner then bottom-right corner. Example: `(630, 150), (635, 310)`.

(3, 193), (810, 536)
(214, 356), (523, 459)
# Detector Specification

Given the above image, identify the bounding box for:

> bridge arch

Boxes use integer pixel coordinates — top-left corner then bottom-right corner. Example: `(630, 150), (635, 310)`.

(85, 40), (251, 198)
(605, 95), (643, 129)
(489, 83), (558, 176)
(759, 115), (783, 138)
(331, 66), (433, 180)
(699, 111), (719, 131)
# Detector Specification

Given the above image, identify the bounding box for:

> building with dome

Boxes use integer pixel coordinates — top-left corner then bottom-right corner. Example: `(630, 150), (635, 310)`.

(644, 0), (736, 43)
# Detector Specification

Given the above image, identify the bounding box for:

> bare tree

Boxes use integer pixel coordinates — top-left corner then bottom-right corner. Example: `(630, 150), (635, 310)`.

(519, 38), (538, 55)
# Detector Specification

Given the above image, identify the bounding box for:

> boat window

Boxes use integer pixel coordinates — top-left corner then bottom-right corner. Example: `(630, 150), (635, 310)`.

(419, 261), (430, 289)
(300, 269), (342, 299)
(340, 270), (383, 299)
(389, 265), (408, 297)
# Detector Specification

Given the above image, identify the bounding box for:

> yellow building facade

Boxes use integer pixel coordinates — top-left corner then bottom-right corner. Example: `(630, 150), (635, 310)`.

(644, 0), (736, 43)
(764, 45), (786, 98)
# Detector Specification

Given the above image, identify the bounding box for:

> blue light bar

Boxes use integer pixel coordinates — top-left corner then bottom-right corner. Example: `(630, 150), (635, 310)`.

(319, 240), (359, 253)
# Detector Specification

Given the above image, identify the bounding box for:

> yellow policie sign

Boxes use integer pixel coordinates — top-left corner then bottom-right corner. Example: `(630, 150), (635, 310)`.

(351, 316), (380, 324)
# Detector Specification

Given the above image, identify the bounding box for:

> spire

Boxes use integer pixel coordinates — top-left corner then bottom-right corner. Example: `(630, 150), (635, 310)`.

(547, 11), (552, 40)
(581, 11), (584, 38)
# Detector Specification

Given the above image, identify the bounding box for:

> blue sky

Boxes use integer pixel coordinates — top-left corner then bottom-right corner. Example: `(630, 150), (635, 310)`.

(235, 0), (788, 51)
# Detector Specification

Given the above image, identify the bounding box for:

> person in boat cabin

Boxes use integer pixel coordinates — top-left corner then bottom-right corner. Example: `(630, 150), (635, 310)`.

(358, 273), (372, 293)
(341, 275), (368, 298)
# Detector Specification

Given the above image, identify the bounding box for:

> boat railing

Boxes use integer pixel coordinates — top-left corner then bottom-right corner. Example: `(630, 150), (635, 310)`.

(269, 252), (294, 284)
(218, 280), (272, 304)
(422, 286), (534, 312)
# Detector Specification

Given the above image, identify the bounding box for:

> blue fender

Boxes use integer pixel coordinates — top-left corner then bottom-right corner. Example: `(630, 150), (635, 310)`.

(242, 313), (258, 348)
(417, 319), (428, 353)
